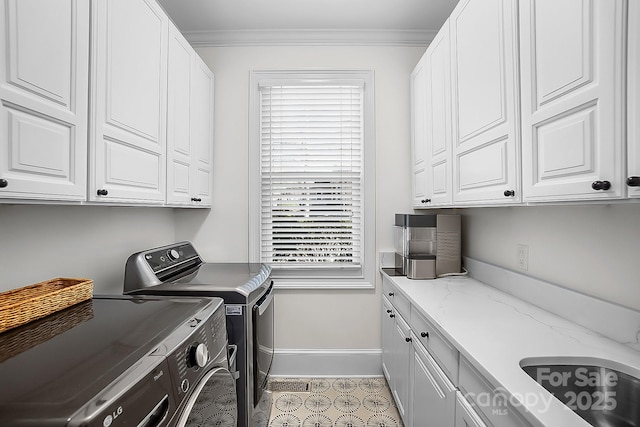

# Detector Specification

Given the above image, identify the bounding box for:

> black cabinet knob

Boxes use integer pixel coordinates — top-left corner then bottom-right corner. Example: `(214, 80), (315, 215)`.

(386, 309), (392, 313)
(591, 181), (611, 191)
(627, 176), (640, 187)
(421, 198), (432, 204)
(388, 292), (394, 297)
(420, 332), (429, 338)
(96, 189), (108, 196)
(405, 337), (412, 343)
(504, 190), (515, 197)
(389, 314), (395, 318)
(0, 179), (7, 188)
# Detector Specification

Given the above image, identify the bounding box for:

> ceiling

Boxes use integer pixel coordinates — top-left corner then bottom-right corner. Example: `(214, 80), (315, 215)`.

(157, 0), (459, 46)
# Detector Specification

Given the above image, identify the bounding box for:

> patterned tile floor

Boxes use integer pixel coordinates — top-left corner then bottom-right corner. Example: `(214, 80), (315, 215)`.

(267, 377), (404, 427)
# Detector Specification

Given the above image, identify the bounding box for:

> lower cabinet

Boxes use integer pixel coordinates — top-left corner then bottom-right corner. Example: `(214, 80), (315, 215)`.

(411, 335), (456, 426)
(389, 309), (411, 421)
(381, 276), (533, 427)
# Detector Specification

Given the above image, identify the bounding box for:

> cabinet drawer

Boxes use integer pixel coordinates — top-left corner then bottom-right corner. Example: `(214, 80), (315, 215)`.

(411, 306), (459, 384)
(459, 358), (532, 427)
(382, 278), (411, 320)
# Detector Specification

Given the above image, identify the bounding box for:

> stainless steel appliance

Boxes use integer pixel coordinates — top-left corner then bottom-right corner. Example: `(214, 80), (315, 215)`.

(123, 242), (274, 427)
(394, 213), (461, 279)
(0, 295), (236, 427)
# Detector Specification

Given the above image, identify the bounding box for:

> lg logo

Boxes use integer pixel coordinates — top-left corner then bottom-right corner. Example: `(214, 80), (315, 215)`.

(102, 406), (123, 427)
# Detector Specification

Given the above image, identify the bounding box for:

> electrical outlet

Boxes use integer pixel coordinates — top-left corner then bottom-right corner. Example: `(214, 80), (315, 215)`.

(517, 244), (529, 271)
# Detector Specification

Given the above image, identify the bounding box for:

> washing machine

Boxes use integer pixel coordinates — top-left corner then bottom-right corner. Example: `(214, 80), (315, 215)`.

(124, 241), (274, 427)
(0, 295), (237, 427)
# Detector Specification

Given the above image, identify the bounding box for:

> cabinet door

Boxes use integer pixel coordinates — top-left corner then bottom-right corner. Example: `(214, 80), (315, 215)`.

(190, 56), (214, 207)
(0, 0), (89, 201)
(628, 0), (640, 198)
(450, 0), (520, 204)
(166, 25), (193, 205)
(381, 297), (394, 383)
(520, 0), (625, 201)
(425, 20), (452, 206)
(411, 339), (456, 427)
(390, 313), (411, 422)
(90, 0), (168, 203)
(455, 392), (490, 427)
(411, 55), (429, 207)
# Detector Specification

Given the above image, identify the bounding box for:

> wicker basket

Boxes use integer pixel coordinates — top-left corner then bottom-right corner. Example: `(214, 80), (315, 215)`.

(0, 278), (93, 334)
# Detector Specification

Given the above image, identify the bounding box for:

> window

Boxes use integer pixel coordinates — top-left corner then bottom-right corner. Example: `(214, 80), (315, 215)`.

(249, 71), (375, 288)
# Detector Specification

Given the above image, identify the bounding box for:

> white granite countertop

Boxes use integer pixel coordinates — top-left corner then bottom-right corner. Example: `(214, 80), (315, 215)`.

(381, 270), (640, 427)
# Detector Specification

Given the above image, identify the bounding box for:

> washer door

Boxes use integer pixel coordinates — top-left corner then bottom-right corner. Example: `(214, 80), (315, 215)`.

(176, 367), (237, 427)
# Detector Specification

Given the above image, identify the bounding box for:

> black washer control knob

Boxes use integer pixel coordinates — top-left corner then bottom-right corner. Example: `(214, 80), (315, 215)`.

(405, 337), (412, 343)
(591, 181), (611, 191)
(420, 332), (429, 338)
(504, 190), (515, 197)
(627, 176), (640, 187)
(189, 343), (209, 368)
(96, 189), (108, 196)
(0, 179), (7, 188)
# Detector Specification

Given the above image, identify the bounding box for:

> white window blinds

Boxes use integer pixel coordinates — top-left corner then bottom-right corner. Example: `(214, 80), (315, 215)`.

(259, 82), (364, 267)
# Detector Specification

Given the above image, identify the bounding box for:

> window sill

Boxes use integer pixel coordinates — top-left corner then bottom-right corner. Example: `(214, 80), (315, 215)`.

(272, 279), (374, 290)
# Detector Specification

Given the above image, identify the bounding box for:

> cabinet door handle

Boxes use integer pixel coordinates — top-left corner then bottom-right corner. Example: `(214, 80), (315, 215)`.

(503, 189), (515, 197)
(388, 292), (394, 297)
(0, 179), (7, 188)
(405, 337), (412, 343)
(389, 314), (395, 318)
(627, 177), (640, 187)
(97, 189), (108, 196)
(386, 309), (392, 313)
(420, 331), (429, 338)
(421, 198), (431, 204)
(191, 197), (202, 202)
(591, 180), (611, 191)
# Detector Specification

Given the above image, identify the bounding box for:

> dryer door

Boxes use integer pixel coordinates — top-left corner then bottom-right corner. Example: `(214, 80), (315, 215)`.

(175, 367), (237, 427)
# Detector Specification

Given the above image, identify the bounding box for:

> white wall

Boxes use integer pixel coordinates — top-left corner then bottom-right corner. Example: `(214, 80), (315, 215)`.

(460, 203), (640, 311)
(0, 205), (176, 295)
(176, 45), (421, 350)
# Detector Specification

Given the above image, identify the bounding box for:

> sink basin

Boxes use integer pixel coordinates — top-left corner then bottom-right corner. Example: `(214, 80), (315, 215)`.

(520, 358), (640, 427)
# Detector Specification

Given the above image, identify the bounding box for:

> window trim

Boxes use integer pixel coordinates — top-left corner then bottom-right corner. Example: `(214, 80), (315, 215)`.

(249, 70), (375, 289)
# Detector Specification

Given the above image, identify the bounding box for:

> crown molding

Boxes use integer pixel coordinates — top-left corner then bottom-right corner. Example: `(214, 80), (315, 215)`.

(183, 29), (435, 47)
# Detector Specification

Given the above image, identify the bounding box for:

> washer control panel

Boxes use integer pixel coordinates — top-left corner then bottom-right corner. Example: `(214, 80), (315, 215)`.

(166, 303), (228, 401)
(143, 243), (200, 274)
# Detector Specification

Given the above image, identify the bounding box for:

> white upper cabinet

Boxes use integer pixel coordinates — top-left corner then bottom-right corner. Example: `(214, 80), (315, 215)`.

(89, 0), (168, 203)
(425, 21), (453, 206)
(411, 55), (429, 207)
(519, 0), (626, 202)
(413, 21), (453, 209)
(450, 0), (521, 204)
(0, 0), (89, 201)
(628, 0), (640, 198)
(166, 25), (194, 206)
(189, 56), (214, 207)
(166, 26), (214, 208)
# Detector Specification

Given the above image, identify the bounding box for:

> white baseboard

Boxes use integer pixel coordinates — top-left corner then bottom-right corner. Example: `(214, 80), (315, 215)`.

(270, 349), (382, 377)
